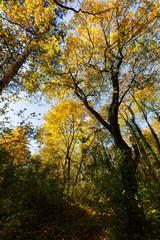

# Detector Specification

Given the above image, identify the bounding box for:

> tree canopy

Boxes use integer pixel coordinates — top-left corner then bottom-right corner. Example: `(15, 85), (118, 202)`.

(0, 0), (160, 239)
(0, 0), (64, 93)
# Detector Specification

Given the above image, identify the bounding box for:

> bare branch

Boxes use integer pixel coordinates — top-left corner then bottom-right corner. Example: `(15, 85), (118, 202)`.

(53, 0), (115, 15)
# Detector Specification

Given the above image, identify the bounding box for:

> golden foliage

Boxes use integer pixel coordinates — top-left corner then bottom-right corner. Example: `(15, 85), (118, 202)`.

(0, 127), (29, 166)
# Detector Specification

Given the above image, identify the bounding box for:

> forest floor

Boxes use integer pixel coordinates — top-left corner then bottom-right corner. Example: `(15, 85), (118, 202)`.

(1, 200), (112, 240)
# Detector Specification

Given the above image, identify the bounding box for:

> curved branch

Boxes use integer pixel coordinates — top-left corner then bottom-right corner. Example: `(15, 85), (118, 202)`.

(68, 70), (111, 131)
(53, 0), (115, 15)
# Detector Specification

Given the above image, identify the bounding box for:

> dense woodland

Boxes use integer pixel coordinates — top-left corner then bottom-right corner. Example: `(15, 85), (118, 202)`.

(0, 0), (160, 239)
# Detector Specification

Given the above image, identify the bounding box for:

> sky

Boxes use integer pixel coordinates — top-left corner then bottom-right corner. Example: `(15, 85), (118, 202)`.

(0, 91), (53, 153)
(0, 9), (75, 153)
(0, 6), (152, 154)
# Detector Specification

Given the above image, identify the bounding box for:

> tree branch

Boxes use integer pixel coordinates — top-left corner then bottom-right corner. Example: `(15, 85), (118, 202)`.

(53, 0), (115, 15)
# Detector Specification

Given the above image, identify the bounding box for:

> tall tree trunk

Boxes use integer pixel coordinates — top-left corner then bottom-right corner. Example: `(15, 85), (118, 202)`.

(0, 45), (31, 94)
(132, 95), (160, 154)
(108, 69), (145, 239)
(128, 106), (160, 168)
(124, 117), (160, 188)
(113, 136), (144, 239)
(66, 149), (71, 194)
(73, 56), (145, 239)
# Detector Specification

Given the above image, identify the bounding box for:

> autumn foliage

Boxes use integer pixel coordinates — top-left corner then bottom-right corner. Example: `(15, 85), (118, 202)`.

(0, 0), (160, 239)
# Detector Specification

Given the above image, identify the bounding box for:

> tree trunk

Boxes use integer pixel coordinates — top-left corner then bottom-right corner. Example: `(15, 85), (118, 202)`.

(73, 58), (145, 239)
(128, 106), (160, 168)
(119, 149), (145, 240)
(109, 117), (145, 239)
(133, 96), (160, 154)
(124, 117), (160, 187)
(0, 45), (31, 94)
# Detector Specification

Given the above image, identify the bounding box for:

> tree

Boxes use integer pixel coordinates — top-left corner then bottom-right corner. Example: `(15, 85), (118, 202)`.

(38, 0), (159, 239)
(1, 0), (159, 238)
(0, 0), (64, 94)
(0, 126), (31, 188)
(131, 89), (160, 154)
(39, 100), (92, 193)
(120, 104), (160, 185)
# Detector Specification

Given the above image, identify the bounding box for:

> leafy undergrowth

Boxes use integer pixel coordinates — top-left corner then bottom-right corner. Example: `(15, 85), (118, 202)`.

(0, 200), (111, 240)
